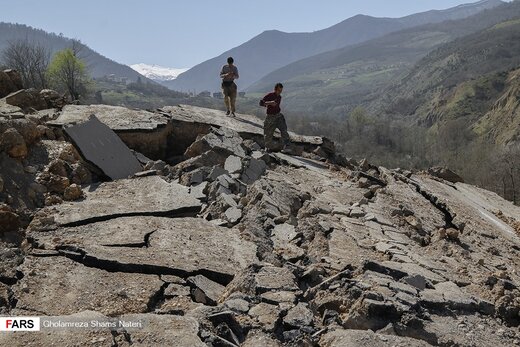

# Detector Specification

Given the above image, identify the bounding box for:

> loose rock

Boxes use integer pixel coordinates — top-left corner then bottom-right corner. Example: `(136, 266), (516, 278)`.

(0, 128), (27, 158)
(63, 184), (83, 201)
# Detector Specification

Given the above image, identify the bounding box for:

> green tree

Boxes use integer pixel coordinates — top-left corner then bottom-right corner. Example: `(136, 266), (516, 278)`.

(47, 46), (90, 101)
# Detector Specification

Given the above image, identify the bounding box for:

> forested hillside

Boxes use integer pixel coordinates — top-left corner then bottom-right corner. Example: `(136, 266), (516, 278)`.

(284, 11), (520, 204)
(0, 23), (147, 81)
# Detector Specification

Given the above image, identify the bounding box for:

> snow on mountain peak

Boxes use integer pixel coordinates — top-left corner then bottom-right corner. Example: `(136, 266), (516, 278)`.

(130, 63), (189, 82)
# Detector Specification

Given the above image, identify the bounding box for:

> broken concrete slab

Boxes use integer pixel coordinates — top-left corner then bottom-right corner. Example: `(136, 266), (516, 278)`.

(427, 167), (464, 183)
(190, 181), (208, 201)
(365, 260), (446, 284)
(320, 329), (431, 347)
(118, 313), (206, 347)
(175, 149), (229, 175)
(224, 155), (243, 174)
(401, 274), (429, 291)
(63, 115), (142, 180)
(30, 216), (258, 282)
(241, 157), (267, 185)
(188, 274), (226, 305)
(260, 290), (297, 305)
(420, 281), (479, 311)
(225, 206), (242, 224)
(208, 166), (228, 180)
(7, 100), (520, 345)
(252, 150), (270, 162)
(164, 105), (266, 136)
(272, 152), (329, 173)
(270, 223), (304, 261)
(271, 223), (298, 244)
(242, 331), (282, 347)
(412, 175), (520, 243)
(49, 105), (173, 159)
(283, 303), (314, 328)
(0, 100), (24, 119)
(223, 297), (250, 313)
(164, 283), (191, 297)
(185, 126), (246, 158)
(328, 227), (368, 270)
(30, 176), (201, 228)
(50, 104), (170, 131)
(249, 302), (281, 332)
(163, 104), (335, 157)
(12, 256), (163, 316)
(255, 266), (299, 293)
(157, 296), (203, 315)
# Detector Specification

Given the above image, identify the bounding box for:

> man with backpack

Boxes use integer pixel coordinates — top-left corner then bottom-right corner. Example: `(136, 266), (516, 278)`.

(259, 83), (291, 153)
(220, 57), (239, 116)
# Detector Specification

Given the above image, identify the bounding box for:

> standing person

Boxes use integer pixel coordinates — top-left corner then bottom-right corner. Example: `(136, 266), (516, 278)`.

(220, 57), (239, 116)
(259, 83), (291, 153)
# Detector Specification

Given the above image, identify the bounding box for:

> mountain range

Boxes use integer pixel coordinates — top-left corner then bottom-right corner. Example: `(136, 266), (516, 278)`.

(246, 0), (520, 115)
(167, 0), (504, 93)
(130, 63), (188, 82)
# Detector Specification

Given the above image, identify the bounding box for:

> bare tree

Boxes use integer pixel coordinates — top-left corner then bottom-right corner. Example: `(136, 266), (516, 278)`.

(71, 39), (93, 70)
(1, 39), (50, 89)
(499, 145), (520, 205)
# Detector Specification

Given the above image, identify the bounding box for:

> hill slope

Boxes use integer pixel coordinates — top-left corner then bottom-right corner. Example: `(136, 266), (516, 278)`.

(272, 12), (520, 203)
(382, 16), (520, 122)
(0, 23), (147, 82)
(375, 16), (520, 149)
(247, 0), (520, 117)
(475, 67), (520, 144)
(167, 0), (503, 93)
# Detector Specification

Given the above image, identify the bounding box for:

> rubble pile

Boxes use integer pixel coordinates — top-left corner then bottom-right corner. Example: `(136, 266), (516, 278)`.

(0, 74), (519, 346)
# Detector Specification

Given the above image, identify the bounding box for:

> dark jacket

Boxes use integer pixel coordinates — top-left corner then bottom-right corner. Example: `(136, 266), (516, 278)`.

(260, 92), (281, 115)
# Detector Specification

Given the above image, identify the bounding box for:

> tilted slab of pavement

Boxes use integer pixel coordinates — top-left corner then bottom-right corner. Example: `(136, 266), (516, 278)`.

(30, 175), (202, 228)
(48, 104), (173, 159)
(63, 115), (143, 180)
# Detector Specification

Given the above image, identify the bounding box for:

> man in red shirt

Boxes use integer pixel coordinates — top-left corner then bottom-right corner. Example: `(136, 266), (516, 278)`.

(259, 83), (291, 153)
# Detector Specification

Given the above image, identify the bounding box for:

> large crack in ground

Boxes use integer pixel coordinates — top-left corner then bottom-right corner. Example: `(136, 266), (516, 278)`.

(392, 172), (459, 230)
(103, 229), (157, 248)
(50, 245), (235, 286)
(60, 206), (201, 228)
(146, 279), (169, 313)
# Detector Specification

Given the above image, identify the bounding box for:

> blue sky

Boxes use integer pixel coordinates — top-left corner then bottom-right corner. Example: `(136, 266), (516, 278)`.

(0, 0), (504, 67)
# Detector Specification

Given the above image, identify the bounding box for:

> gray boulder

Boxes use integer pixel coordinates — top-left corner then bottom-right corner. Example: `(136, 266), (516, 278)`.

(185, 126), (246, 158)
